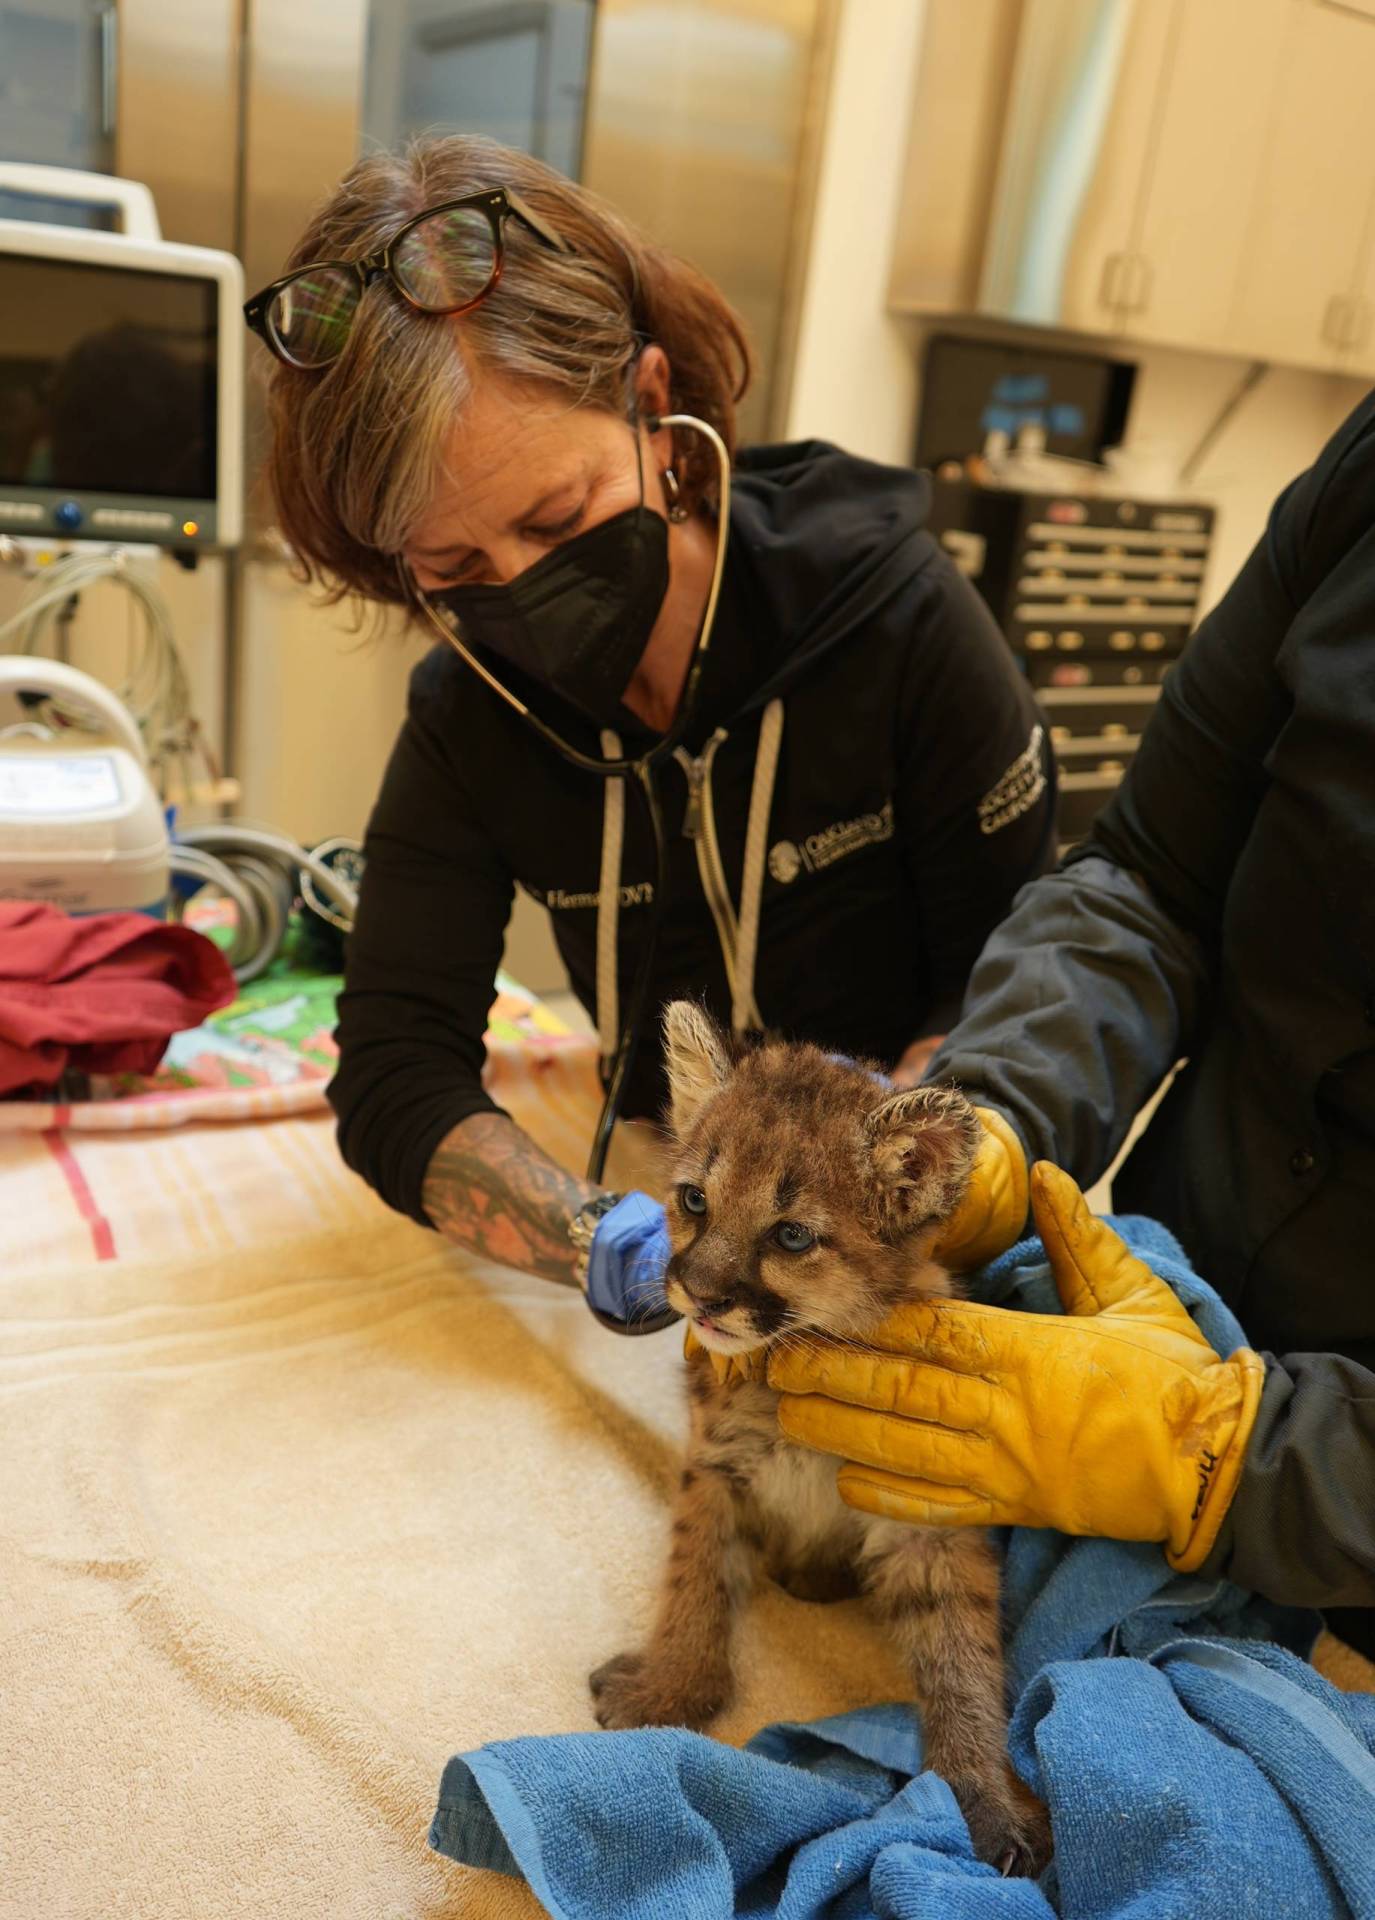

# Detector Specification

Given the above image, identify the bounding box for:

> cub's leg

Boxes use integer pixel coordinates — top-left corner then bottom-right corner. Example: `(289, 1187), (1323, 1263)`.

(860, 1525), (1049, 1875)
(590, 1460), (756, 1730)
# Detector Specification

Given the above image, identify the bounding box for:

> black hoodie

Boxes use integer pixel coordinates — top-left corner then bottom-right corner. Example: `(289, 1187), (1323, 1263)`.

(330, 441), (1057, 1223)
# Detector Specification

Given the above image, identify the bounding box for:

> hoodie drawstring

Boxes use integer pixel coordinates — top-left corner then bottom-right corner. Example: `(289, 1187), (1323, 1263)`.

(673, 699), (784, 1034)
(594, 728), (624, 1069)
(733, 697), (784, 1033)
(593, 699), (784, 1072)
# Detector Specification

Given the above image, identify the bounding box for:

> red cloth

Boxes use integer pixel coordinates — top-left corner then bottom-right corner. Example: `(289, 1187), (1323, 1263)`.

(0, 901), (238, 1095)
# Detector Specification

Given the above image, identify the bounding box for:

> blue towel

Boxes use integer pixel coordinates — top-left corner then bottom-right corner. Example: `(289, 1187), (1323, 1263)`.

(430, 1218), (1375, 1918)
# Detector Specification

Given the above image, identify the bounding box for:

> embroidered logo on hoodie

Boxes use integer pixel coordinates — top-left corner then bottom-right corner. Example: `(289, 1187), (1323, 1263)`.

(978, 727), (1047, 835)
(769, 798), (895, 884)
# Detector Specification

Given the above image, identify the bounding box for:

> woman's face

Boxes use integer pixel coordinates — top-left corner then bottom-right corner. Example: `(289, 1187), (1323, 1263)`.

(405, 369), (667, 594)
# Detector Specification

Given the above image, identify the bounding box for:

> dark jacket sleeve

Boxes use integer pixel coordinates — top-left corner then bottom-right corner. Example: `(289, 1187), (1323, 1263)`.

(1197, 1352), (1375, 1611)
(926, 392), (1375, 1615)
(328, 654), (514, 1226)
(926, 392), (1375, 1177)
(923, 856), (1208, 1180)
(896, 559), (1058, 1035)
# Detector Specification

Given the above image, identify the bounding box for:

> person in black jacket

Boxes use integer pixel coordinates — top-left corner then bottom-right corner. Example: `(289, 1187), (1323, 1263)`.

(247, 135), (1055, 1326)
(768, 391), (1375, 1660)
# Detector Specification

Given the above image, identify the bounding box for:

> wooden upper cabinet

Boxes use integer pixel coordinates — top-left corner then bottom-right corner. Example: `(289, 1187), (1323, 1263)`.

(1127, 0), (1292, 354)
(1221, 0), (1375, 372)
(890, 0), (1375, 377)
(977, 0), (1176, 334)
(1345, 173), (1375, 377)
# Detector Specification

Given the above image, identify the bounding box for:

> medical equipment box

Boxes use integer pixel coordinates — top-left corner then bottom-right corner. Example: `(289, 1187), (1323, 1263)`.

(0, 657), (169, 915)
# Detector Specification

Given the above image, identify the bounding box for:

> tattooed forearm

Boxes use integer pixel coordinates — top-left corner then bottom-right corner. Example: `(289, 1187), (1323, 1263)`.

(421, 1112), (600, 1285)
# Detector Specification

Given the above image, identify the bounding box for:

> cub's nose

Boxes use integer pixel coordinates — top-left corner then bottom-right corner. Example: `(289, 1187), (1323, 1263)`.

(683, 1283), (737, 1316)
(667, 1252), (739, 1317)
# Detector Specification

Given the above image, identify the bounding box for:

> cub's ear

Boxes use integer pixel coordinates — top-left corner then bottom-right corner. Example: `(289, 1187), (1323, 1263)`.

(865, 1086), (981, 1227)
(663, 1000), (731, 1140)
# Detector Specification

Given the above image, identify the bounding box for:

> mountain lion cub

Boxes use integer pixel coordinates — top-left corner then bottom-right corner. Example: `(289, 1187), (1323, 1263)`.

(589, 1001), (1047, 1874)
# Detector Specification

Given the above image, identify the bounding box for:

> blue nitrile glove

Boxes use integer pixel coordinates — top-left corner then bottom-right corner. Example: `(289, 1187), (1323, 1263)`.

(583, 1192), (679, 1335)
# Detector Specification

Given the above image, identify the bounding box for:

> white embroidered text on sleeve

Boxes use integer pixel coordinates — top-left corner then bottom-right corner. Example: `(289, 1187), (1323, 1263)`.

(977, 726), (1047, 835)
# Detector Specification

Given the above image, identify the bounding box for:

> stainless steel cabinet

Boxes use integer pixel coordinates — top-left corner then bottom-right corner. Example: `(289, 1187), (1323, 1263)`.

(361, 0), (595, 178)
(0, 0), (115, 216)
(0, 0), (114, 172)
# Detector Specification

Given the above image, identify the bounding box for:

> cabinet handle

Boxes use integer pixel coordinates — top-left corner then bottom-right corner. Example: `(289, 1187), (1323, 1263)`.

(1123, 253), (1152, 314)
(1333, 294), (1368, 351)
(97, 4), (118, 140)
(1099, 252), (1125, 311)
(1323, 293), (1358, 349)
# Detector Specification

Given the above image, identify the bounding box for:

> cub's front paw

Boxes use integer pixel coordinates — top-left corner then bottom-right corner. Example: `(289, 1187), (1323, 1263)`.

(588, 1648), (733, 1730)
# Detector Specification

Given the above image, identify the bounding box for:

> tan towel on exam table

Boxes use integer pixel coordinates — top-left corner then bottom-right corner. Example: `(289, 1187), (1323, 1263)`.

(2, 1205), (921, 1919)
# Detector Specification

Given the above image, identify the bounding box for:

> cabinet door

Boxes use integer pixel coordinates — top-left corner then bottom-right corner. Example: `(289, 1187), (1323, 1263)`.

(1222, 0), (1375, 371)
(978, 0), (1176, 334)
(1125, 0), (1291, 353)
(1343, 186), (1375, 376)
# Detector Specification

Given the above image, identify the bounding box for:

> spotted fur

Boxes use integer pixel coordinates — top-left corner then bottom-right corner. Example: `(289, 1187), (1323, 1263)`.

(588, 1003), (1049, 1875)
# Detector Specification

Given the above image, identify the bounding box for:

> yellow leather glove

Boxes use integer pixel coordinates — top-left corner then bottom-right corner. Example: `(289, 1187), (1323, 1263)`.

(767, 1162), (1265, 1572)
(930, 1106), (1029, 1271)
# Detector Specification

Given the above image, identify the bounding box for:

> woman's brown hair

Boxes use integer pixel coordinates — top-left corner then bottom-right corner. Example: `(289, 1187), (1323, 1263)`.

(261, 135), (753, 607)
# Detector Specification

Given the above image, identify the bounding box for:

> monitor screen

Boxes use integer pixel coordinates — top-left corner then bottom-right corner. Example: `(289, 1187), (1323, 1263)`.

(914, 334), (1135, 469)
(0, 254), (218, 501)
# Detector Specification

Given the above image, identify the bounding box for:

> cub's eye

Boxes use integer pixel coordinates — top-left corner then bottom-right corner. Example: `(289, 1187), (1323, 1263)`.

(773, 1221), (815, 1254)
(679, 1184), (708, 1216)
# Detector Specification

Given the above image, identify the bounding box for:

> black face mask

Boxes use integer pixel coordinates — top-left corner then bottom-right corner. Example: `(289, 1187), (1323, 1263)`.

(430, 504), (670, 729)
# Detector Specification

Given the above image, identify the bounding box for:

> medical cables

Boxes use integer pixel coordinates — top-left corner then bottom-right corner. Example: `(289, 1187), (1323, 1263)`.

(165, 824), (360, 984)
(1, 546), (361, 982)
(0, 545), (226, 806)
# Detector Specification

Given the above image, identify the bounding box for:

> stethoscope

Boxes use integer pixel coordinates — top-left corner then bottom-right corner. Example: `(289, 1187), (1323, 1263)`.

(404, 410), (733, 1226)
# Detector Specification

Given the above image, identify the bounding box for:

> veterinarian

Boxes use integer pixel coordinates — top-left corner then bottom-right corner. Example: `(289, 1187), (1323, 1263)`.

(246, 135), (1055, 1329)
(771, 392), (1375, 1659)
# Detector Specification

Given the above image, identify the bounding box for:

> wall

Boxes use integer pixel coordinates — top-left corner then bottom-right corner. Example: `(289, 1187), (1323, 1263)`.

(782, 0), (1367, 615)
(1115, 348), (1364, 618)
(782, 0), (926, 460)
(232, 567), (429, 841)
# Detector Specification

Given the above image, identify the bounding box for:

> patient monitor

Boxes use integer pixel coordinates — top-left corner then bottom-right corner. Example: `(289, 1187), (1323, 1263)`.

(0, 163), (243, 553)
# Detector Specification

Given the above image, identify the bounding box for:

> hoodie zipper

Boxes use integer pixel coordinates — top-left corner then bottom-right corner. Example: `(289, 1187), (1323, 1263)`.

(675, 730), (743, 1013)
